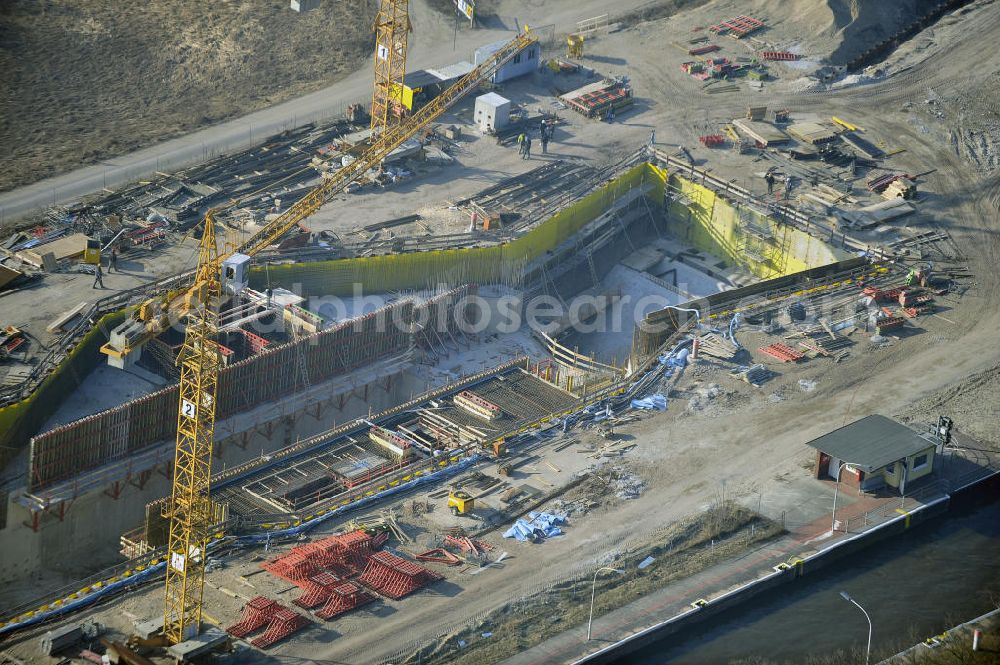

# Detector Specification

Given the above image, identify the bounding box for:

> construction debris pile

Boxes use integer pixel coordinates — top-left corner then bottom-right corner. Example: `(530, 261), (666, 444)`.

(609, 467), (646, 500)
(503, 511), (567, 542)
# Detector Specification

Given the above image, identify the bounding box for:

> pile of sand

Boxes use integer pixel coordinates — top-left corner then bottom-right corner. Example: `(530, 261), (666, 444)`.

(749, 0), (948, 65)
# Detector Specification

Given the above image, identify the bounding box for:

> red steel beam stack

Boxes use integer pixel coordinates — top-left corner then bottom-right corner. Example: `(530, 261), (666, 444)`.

(862, 285), (906, 302)
(359, 551), (443, 600)
(250, 608), (309, 649)
(709, 15), (764, 38)
(226, 596), (281, 638)
(761, 51), (797, 61)
(293, 572), (342, 609)
(758, 343), (804, 363)
(699, 134), (725, 147)
(876, 316), (906, 335)
(315, 581), (376, 620)
(867, 173), (905, 193)
(688, 44), (719, 56)
(565, 85), (633, 118)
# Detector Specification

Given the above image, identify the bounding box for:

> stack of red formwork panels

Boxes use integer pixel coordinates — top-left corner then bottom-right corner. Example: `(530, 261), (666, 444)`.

(261, 546), (324, 584)
(250, 608), (309, 649)
(758, 343), (804, 362)
(263, 530), (378, 584)
(358, 551), (443, 600)
(226, 596), (281, 638)
(293, 572), (342, 609)
(315, 581), (377, 620)
(325, 530), (375, 573)
(761, 51), (797, 61)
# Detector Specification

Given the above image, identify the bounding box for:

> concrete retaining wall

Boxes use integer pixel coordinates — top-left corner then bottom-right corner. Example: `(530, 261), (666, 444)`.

(0, 366), (421, 587)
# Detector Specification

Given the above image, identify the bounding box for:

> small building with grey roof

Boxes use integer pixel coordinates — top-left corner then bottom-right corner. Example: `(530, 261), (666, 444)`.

(805, 414), (938, 493)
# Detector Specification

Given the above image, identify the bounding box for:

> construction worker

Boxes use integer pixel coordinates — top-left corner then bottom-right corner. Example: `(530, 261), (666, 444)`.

(649, 129), (656, 146)
(516, 132), (526, 157)
(523, 134), (532, 159)
(108, 247), (119, 273)
(541, 132), (549, 154)
(93, 261), (105, 289)
(921, 261), (933, 287)
(765, 171), (775, 194)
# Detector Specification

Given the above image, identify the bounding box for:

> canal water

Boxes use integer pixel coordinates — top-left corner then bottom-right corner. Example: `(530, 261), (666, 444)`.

(623, 497), (1000, 664)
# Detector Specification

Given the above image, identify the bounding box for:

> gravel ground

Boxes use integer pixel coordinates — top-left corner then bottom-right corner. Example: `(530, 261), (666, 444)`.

(0, 0), (375, 192)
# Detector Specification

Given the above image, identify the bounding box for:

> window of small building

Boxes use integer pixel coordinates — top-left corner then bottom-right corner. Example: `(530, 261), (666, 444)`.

(912, 453), (929, 470)
(513, 53), (522, 64)
(884, 463), (895, 476)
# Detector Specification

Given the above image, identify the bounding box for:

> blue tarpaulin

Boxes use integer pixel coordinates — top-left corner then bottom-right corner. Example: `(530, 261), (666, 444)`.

(630, 393), (667, 411)
(503, 511), (567, 541)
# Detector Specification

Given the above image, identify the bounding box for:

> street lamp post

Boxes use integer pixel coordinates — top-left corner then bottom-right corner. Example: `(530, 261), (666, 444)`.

(840, 591), (872, 665)
(587, 567), (624, 641)
(831, 461), (853, 531)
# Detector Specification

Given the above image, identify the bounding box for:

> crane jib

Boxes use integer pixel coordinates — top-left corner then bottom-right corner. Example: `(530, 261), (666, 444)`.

(235, 32), (537, 261)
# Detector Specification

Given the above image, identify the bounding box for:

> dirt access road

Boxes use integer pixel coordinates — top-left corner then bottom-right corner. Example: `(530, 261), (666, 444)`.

(0, 0), (665, 226)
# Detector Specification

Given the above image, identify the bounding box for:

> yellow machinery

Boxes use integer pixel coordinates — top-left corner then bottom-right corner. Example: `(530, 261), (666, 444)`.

(371, 0), (411, 134)
(831, 116), (863, 132)
(567, 33), (584, 59)
(156, 27), (540, 646)
(491, 438), (507, 458)
(447, 490), (474, 515)
(83, 238), (101, 265)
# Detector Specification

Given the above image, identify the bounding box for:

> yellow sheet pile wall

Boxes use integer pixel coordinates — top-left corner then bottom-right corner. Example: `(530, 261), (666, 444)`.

(664, 173), (846, 279)
(251, 163), (656, 296)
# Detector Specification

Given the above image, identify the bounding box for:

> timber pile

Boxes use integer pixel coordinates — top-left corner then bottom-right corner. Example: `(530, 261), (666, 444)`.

(729, 364), (770, 386)
(696, 332), (739, 360)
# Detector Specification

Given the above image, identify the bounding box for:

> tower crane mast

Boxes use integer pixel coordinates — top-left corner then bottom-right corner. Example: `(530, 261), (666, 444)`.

(162, 214), (222, 644)
(371, 0), (411, 134)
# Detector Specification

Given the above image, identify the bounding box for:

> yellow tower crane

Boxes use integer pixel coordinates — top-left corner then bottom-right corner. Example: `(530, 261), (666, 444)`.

(370, 0), (411, 134)
(158, 27), (539, 648)
(162, 213), (222, 645)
